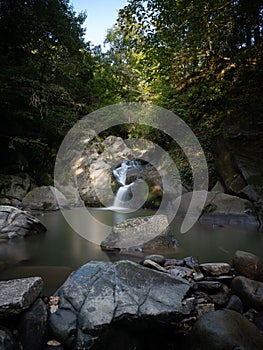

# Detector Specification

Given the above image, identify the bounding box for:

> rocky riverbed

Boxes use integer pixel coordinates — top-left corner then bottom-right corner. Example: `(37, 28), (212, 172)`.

(1, 250), (263, 349)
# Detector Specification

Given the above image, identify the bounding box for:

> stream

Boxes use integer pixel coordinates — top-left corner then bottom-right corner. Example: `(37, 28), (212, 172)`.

(0, 207), (263, 295)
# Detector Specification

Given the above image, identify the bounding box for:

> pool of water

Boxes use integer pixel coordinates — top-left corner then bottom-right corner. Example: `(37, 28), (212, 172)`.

(0, 208), (262, 294)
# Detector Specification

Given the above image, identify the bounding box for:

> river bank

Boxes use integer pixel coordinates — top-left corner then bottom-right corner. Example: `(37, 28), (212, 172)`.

(1, 250), (263, 349)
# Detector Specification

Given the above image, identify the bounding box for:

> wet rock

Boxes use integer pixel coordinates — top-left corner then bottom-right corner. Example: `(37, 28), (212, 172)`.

(193, 272), (204, 281)
(168, 267), (193, 279)
(164, 259), (184, 267)
(232, 250), (263, 281)
(209, 285), (230, 307)
(142, 259), (167, 272)
(144, 254), (165, 266)
(184, 256), (199, 269)
(200, 262), (231, 276)
(49, 260), (190, 349)
(19, 298), (48, 350)
(0, 326), (18, 350)
(101, 215), (176, 251)
(0, 277), (43, 318)
(186, 309), (263, 350)
(226, 294), (244, 313)
(232, 276), (263, 310)
(22, 186), (69, 210)
(0, 206), (46, 239)
(196, 281), (222, 292)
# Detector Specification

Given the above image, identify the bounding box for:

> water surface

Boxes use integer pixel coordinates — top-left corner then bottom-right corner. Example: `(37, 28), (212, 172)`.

(0, 208), (262, 294)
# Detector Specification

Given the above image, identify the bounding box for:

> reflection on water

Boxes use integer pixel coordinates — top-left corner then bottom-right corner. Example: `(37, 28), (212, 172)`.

(0, 208), (263, 294)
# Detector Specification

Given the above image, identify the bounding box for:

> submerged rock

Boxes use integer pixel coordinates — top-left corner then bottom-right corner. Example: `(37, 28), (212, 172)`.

(0, 277), (43, 318)
(22, 186), (69, 210)
(49, 260), (190, 349)
(0, 205), (46, 239)
(186, 309), (263, 350)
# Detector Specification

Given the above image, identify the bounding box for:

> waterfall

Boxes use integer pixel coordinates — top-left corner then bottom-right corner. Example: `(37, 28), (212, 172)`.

(111, 160), (142, 210)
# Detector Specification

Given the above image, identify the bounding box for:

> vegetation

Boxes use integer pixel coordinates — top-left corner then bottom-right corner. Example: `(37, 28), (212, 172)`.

(0, 0), (262, 187)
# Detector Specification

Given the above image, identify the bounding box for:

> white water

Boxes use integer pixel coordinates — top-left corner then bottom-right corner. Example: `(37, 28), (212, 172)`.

(113, 184), (132, 209)
(111, 160), (141, 210)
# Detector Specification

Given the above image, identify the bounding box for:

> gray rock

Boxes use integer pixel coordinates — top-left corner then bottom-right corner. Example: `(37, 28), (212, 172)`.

(144, 254), (165, 266)
(101, 215), (176, 251)
(226, 294), (244, 313)
(197, 281), (222, 292)
(142, 259), (167, 272)
(0, 173), (32, 206)
(49, 260), (190, 349)
(0, 205), (46, 239)
(164, 258), (184, 267)
(168, 267), (193, 279)
(22, 186), (69, 210)
(19, 298), (48, 350)
(0, 326), (18, 350)
(175, 191), (259, 226)
(184, 256), (199, 269)
(185, 309), (263, 350)
(211, 180), (225, 193)
(209, 284), (230, 307)
(212, 134), (263, 226)
(232, 250), (263, 281)
(200, 262), (231, 276)
(232, 276), (263, 310)
(0, 277), (43, 318)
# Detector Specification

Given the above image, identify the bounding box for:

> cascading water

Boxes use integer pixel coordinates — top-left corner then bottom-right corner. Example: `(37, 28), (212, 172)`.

(112, 160), (142, 209)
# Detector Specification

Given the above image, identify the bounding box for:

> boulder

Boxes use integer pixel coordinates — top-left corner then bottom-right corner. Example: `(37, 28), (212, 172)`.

(0, 326), (18, 350)
(0, 205), (46, 239)
(22, 186), (69, 210)
(199, 262), (231, 276)
(212, 135), (263, 226)
(231, 276), (263, 310)
(232, 250), (263, 281)
(0, 173), (32, 206)
(19, 298), (48, 350)
(49, 260), (190, 349)
(100, 215), (177, 251)
(0, 277), (43, 318)
(176, 191), (259, 226)
(185, 309), (263, 350)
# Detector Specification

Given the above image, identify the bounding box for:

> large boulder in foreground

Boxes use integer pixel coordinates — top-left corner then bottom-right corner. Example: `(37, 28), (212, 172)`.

(100, 214), (176, 251)
(186, 309), (263, 350)
(176, 191), (259, 226)
(0, 206), (46, 240)
(22, 186), (69, 210)
(0, 277), (43, 318)
(49, 260), (190, 349)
